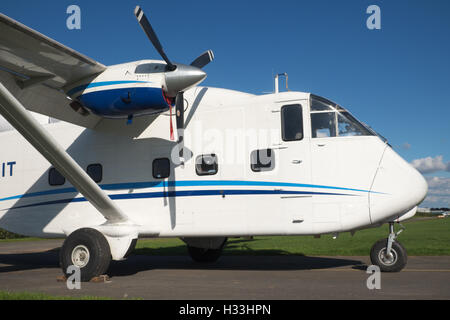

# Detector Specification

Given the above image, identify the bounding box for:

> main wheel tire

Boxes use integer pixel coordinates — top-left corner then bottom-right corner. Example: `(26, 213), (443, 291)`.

(187, 239), (226, 263)
(370, 238), (407, 272)
(187, 246), (223, 263)
(60, 228), (111, 282)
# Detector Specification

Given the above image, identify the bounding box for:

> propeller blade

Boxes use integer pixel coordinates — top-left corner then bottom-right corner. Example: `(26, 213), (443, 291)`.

(190, 50), (215, 69)
(134, 6), (176, 71)
(175, 92), (185, 158)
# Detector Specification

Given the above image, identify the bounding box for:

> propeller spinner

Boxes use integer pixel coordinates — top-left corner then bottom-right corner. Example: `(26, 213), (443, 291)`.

(134, 5), (214, 152)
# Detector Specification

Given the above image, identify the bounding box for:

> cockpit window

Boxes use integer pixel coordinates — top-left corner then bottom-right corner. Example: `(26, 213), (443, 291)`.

(311, 112), (336, 138)
(311, 97), (334, 111)
(337, 111), (371, 136)
(310, 94), (374, 138)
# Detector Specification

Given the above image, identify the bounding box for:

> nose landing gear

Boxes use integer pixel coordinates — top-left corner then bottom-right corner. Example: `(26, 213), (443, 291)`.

(370, 222), (407, 272)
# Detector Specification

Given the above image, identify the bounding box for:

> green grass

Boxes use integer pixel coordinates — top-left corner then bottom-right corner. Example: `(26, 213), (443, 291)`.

(135, 218), (450, 256)
(0, 291), (112, 300)
(0, 237), (46, 243)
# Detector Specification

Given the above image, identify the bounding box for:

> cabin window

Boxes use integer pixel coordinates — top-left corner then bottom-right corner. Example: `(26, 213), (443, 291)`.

(251, 149), (275, 172)
(87, 164), (102, 183)
(49, 168), (65, 186)
(153, 158), (170, 179)
(281, 104), (303, 141)
(196, 154), (218, 176)
(310, 94), (374, 138)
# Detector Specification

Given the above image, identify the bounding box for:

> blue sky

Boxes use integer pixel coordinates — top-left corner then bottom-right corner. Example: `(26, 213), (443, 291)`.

(1, 0), (449, 207)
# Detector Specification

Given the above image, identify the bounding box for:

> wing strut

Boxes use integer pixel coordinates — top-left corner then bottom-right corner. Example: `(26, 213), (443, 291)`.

(0, 83), (128, 223)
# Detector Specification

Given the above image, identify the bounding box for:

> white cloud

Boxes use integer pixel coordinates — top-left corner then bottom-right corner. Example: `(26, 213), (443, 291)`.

(411, 155), (450, 174)
(421, 176), (450, 208)
(426, 176), (450, 188)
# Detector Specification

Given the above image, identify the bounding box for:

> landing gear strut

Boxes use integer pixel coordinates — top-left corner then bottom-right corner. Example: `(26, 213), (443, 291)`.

(370, 222), (407, 272)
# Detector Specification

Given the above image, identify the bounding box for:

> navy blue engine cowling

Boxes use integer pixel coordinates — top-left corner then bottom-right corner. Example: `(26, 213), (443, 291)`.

(76, 86), (170, 118)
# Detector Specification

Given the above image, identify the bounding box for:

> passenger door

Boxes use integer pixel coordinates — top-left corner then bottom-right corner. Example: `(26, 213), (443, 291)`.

(274, 101), (313, 234)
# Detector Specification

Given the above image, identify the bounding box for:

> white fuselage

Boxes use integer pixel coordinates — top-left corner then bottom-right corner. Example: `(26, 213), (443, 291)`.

(0, 87), (428, 238)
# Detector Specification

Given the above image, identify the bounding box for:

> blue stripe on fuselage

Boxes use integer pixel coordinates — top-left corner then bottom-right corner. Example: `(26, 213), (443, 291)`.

(0, 180), (378, 205)
(7, 189), (357, 210)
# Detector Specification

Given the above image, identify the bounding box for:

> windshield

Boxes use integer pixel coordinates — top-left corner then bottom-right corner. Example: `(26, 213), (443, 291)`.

(310, 94), (375, 138)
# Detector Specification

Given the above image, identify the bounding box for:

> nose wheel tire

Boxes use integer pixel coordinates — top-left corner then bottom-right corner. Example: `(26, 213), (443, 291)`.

(370, 238), (407, 272)
(60, 228), (111, 282)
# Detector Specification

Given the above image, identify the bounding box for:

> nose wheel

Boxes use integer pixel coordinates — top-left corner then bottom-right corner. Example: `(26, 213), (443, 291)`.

(370, 222), (407, 272)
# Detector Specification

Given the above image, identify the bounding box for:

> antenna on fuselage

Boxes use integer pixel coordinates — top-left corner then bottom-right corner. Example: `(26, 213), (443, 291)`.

(274, 73), (289, 93)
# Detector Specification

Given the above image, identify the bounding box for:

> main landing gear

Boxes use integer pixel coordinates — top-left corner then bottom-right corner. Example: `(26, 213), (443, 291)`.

(370, 222), (407, 272)
(186, 238), (227, 263)
(59, 226), (137, 282)
(60, 228), (112, 282)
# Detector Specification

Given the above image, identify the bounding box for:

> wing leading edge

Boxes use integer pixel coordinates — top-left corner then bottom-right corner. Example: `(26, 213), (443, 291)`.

(0, 13), (107, 128)
(0, 13), (106, 88)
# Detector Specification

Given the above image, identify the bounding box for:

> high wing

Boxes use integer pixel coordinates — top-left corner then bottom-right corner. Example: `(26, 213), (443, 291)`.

(0, 13), (105, 128)
(0, 13), (130, 223)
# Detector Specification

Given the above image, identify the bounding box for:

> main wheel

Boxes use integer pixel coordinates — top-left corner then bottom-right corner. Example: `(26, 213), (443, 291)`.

(60, 228), (111, 282)
(187, 239), (226, 263)
(370, 238), (407, 272)
(187, 246), (223, 263)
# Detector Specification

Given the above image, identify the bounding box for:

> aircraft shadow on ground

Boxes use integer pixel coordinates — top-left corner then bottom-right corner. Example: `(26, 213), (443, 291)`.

(109, 250), (364, 278)
(0, 242), (365, 277)
(0, 248), (59, 273)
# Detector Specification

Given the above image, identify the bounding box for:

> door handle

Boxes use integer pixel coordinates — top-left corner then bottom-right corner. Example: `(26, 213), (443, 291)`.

(292, 160), (303, 164)
(272, 143), (288, 150)
(317, 143), (326, 147)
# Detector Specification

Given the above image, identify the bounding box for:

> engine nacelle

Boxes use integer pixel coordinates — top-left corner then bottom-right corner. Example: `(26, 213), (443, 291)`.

(64, 60), (206, 119)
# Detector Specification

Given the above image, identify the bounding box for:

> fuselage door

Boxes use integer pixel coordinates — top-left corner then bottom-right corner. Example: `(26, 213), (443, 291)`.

(273, 100), (313, 234)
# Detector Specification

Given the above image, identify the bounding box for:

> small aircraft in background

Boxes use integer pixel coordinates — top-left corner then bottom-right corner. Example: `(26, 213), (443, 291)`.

(0, 6), (427, 281)
(437, 212), (449, 219)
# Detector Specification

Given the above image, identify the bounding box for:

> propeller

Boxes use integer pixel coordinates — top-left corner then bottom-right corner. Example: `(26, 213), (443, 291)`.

(190, 50), (215, 69)
(134, 6), (214, 152)
(134, 6), (175, 71)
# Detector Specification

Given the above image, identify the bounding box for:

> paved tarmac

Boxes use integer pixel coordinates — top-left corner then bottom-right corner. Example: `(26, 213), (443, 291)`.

(0, 239), (449, 300)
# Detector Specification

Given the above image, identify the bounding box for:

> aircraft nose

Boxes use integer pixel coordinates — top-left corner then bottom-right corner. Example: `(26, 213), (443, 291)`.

(369, 146), (428, 224)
